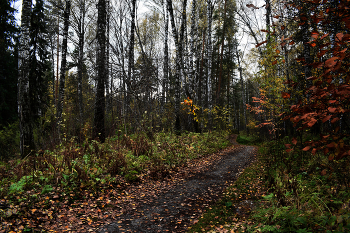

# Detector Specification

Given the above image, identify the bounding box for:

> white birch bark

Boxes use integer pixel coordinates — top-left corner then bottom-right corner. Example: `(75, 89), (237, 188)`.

(18, 0), (33, 157)
(57, 0), (71, 133)
(206, 0), (213, 109)
(162, 0), (169, 109)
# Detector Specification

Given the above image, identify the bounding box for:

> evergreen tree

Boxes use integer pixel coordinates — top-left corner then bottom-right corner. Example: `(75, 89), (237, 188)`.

(29, 0), (51, 120)
(0, 0), (18, 127)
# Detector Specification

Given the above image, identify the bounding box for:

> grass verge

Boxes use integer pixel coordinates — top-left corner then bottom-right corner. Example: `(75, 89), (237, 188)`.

(189, 135), (350, 232)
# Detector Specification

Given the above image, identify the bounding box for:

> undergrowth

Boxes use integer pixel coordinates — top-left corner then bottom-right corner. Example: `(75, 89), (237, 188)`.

(0, 130), (230, 221)
(189, 135), (350, 232)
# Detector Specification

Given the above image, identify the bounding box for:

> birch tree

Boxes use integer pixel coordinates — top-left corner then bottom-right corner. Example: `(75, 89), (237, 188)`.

(57, 0), (71, 133)
(162, 0), (169, 110)
(18, 0), (33, 157)
(206, 0), (213, 109)
(167, 0), (187, 134)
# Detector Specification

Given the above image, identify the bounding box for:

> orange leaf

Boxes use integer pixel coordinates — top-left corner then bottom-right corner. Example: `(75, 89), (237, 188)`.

(328, 107), (337, 113)
(292, 137), (297, 145)
(281, 92), (291, 99)
(327, 142), (336, 148)
(303, 146), (311, 151)
(324, 148), (329, 155)
(312, 148), (317, 155)
(322, 115), (331, 123)
(311, 31), (319, 39)
(320, 33), (329, 40)
(331, 117), (340, 123)
(336, 32), (344, 41)
(325, 57), (339, 68)
(272, 60), (278, 65)
(307, 118), (317, 127)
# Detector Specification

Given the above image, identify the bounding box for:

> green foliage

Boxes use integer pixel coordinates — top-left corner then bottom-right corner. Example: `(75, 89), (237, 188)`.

(0, 122), (20, 159)
(9, 176), (33, 194)
(0, 0), (18, 128)
(236, 134), (261, 145)
(0, 130), (230, 201)
(41, 185), (53, 194)
(247, 138), (350, 232)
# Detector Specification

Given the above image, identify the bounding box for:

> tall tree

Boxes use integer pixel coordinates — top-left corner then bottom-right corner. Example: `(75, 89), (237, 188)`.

(18, 0), (33, 157)
(206, 0), (213, 109)
(57, 0), (71, 133)
(93, 0), (107, 142)
(75, 0), (87, 123)
(127, 0), (136, 112)
(167, 0), (187, 134)
(29, 0), (51, 121)
(162, 0), (169, 110)
(0, 0), (18, 127)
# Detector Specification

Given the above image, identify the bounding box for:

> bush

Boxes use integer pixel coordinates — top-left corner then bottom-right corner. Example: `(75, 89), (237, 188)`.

(0, 122), (20, 160)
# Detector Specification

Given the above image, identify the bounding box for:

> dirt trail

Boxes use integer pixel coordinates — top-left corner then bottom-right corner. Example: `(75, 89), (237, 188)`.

(97, 137), (256, 233)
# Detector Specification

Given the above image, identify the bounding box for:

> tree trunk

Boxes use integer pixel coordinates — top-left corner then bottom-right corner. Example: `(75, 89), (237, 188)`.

(105, 0), (111, 117)
(93, 0), (107, 142)
(57, 0), (71, 134)
(127, 0), (136, 114)
(235, 41), (246, 131)
(77, 0), (85, 125)
(18, 0), (33, 157)
(162, 0), (169, 111)
(216, 0), (227, 106)
(199, 30), (206, 109)
(190, 0), (197, 99)
(206, 0), (213, 109)
(266, 0), (271, 44)
(167, 0), (187, 134)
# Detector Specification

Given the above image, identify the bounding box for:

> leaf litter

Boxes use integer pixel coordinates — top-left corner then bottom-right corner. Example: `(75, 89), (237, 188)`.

(1, 136), (256, 232)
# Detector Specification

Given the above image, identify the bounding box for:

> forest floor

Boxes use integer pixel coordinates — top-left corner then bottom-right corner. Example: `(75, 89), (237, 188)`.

(1, 135), (259, 232)
(95, 136), (257, 233)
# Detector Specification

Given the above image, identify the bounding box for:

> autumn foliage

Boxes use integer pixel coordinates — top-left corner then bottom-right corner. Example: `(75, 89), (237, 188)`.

(281, 0), (350, 161)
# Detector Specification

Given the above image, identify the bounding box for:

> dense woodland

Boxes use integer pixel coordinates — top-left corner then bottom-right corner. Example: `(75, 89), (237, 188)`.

(0, 0), (350, 231)
(0, 0), (347, 157)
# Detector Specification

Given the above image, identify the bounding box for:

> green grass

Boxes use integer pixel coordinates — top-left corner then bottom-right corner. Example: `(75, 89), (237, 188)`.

(236, 134), (261, 145)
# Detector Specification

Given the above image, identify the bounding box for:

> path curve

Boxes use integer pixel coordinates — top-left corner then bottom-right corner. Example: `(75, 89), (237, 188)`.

(97, 142), (256, 233)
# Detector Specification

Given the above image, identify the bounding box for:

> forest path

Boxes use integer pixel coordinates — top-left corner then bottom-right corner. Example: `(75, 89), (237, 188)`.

(97, 136), (256, 233)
